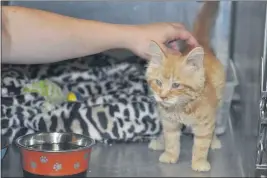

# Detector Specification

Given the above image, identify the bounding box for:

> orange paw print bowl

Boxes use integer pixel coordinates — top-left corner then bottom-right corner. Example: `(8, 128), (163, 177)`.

(15, 132), (95, 177)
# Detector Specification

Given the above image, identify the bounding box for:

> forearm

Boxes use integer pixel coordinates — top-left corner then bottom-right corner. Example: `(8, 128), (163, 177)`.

(2, 6), (135, 64)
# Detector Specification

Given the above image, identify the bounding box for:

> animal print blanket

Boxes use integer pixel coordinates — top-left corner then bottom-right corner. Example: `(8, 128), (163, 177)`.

(1, 53), (162, 144)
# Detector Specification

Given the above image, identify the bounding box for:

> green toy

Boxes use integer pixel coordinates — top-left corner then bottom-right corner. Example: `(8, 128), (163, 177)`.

(22, 79), (84, 112)
(22, 80), (66, 112)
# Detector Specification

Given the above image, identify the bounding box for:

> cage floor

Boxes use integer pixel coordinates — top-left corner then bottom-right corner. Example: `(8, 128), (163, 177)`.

(2, 130), (242, 177)
(1, 49), (243, 177)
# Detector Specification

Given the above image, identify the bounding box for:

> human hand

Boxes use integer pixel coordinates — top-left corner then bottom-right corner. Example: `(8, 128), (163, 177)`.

(127, 22), (199, 59)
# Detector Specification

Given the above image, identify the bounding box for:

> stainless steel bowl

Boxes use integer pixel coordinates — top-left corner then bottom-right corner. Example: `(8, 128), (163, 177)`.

(16, 132), (95, 177)
(16, 132), (95, 152)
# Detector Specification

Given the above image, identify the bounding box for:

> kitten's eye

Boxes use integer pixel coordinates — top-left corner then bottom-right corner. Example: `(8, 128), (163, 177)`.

(155, 79), (162, 87)
(172, 82), (180, 89)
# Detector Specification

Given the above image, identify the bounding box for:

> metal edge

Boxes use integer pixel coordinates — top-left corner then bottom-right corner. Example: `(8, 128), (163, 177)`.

(228, 1), (237, 62)
(255, 3), (267, 177)
(15, 132), (96, 153)
(1, 148), (8, 160)
(261, 3), (267, 95)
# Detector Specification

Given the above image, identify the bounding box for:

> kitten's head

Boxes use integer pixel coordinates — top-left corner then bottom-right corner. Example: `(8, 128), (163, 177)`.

(146, 41), (205, 107)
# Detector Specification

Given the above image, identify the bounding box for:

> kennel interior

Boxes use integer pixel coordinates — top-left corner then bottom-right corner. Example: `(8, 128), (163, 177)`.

(1, 1), (267, 177)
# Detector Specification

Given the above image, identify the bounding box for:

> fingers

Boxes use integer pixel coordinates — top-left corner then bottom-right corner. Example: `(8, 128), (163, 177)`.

(160, 42), (181, 56)
(168, 41), (180, 50)
(170, 23), (186, 29)
(175, 30), (199, 47)
(169, 23), (199, 47)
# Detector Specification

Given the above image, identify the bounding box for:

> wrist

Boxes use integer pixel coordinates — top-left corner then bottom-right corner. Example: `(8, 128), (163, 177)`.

(108, 24), (138, 51)
(115, 25), (149, 58)
(81, 20), (140, 53)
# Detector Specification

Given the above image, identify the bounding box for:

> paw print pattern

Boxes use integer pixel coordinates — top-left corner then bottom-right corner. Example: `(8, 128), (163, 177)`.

(74, 162), (80, 169)
(40, 156), (48, 163)
(53, 163), (62, 171)
(30, 161), (37, 169)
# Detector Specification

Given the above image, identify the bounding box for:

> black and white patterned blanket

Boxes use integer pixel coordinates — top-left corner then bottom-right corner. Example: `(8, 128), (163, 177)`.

(1, 53), (162, 144)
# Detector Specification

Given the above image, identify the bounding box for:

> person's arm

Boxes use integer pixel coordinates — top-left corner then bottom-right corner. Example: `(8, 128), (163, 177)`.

(2, 6), (135, 64)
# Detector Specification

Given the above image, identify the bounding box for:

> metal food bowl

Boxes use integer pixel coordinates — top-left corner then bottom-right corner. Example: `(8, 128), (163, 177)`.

(1, 136), (9, 160)
(16, 132), (95, 177)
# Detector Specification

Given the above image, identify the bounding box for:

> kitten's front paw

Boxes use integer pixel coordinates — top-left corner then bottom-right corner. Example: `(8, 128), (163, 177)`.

(148, 139), (165, 151)
(192, 160), (211, 172)
(159, 152), (178, 164)
(211, 137), (222, 150)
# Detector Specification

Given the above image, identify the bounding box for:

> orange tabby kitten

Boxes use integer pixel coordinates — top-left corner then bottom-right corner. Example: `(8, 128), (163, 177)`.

(146, 2), (225, 172)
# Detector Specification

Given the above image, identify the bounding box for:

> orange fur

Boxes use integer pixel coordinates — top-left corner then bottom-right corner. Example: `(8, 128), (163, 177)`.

(146, 1), (225, 172)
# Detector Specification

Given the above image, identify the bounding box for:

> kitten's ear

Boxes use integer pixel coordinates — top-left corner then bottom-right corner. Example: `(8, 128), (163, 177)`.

(147, 41), (165, 66)
(183, 47), (204, 70)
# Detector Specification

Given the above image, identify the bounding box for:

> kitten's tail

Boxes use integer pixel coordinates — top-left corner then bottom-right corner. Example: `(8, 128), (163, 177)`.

(193, 1), (220, 48)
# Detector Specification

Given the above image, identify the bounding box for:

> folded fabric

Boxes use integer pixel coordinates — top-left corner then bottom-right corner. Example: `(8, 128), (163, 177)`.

(1, 54), (162, 144)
